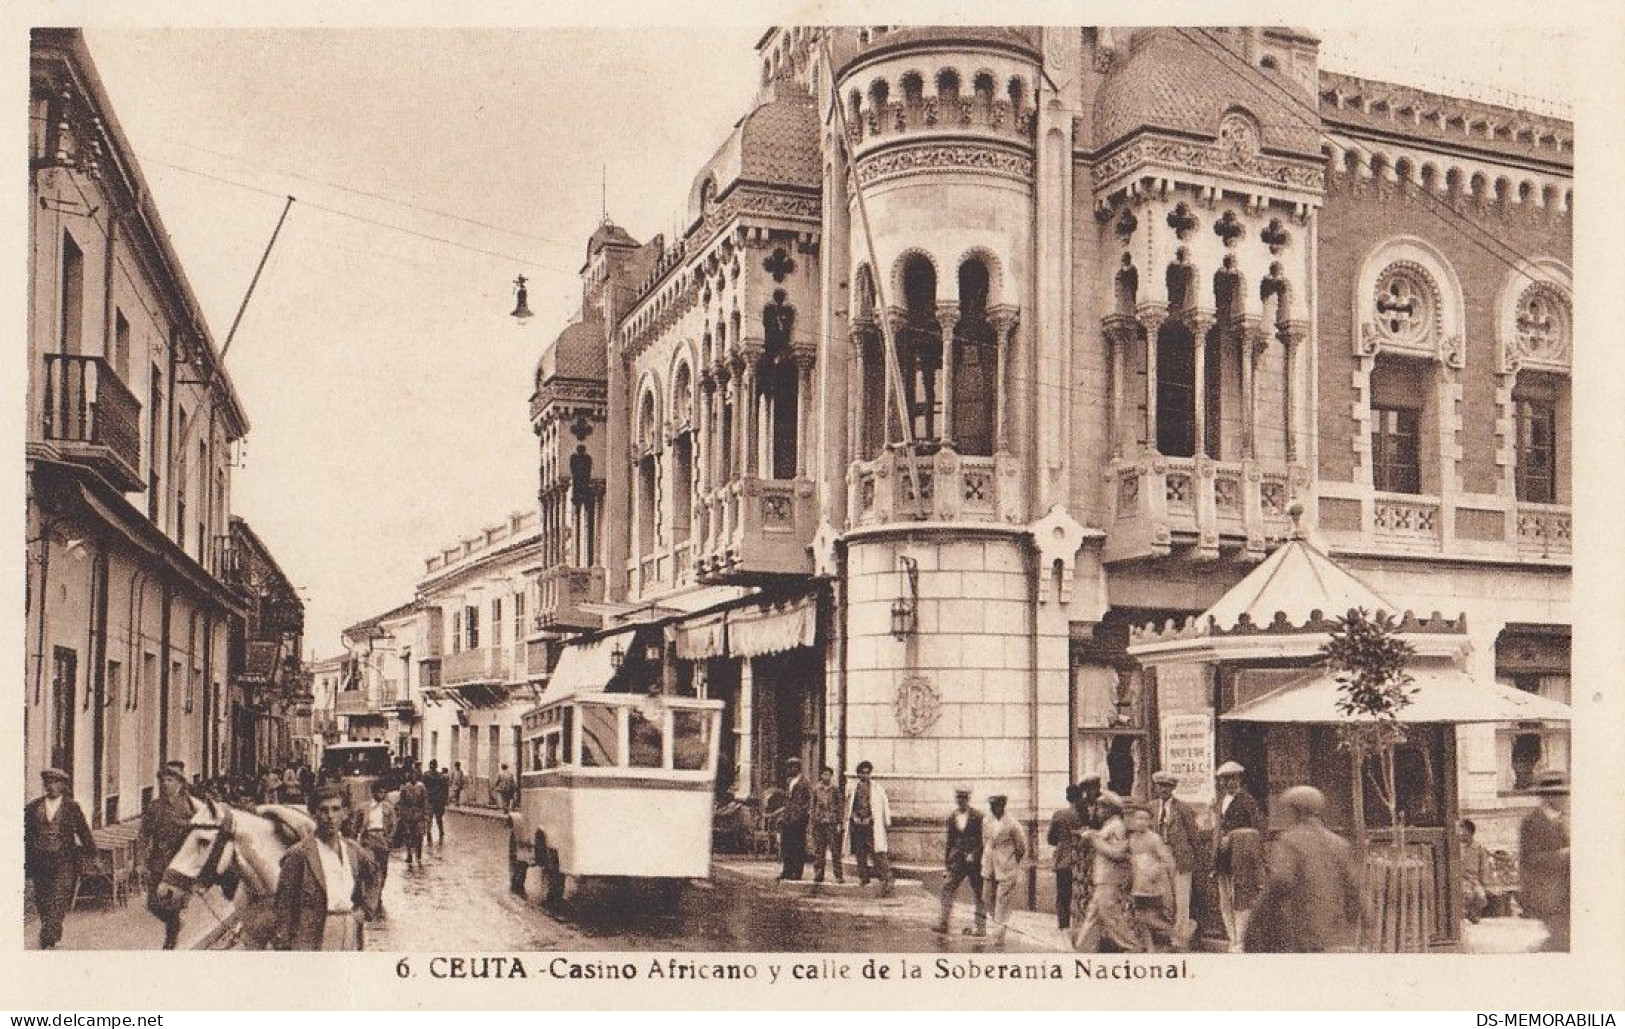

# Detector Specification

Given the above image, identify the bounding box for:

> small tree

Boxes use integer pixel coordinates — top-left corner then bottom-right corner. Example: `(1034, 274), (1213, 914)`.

(1319, 608), (1417, 854)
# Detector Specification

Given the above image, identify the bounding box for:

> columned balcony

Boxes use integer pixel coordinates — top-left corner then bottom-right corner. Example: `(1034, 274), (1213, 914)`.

(847, 447), (1021, 528)
(693, 475), (817, 583)
(39, 353), (144, 492)
(529, 565), (605, 634)
(1102, 454), (1301, 563)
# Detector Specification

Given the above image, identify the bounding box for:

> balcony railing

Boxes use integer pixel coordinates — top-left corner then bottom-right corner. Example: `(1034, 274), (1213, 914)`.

(1102, 454), (1299, 563)
(441, 646), (519, 686)
(1371, 493), (1443, 553)
(848, 448), (1022, 528)
(40, 353), (143, 492)
(1515, 501), (1572, 558)
(529, 566), (605, 635)
(692, 475), (816, 583)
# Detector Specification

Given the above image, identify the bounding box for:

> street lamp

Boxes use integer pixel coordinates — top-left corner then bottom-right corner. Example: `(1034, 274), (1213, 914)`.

(890, 556), (919, 641)
(510, 274), (534, 323)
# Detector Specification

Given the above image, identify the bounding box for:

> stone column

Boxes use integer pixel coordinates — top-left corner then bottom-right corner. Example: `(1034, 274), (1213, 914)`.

(1240, 317), (1264, 460)
(1101, 314), (1137, 459)
(850, 322), (874, 460)
(740, 347), (762, 478)
(1278, 322), (1307, 464)
(990, 307), (1019, 454)
(795, 352), (815, 478)
(885, 308), (912, 447)
(1136, 305), (1168, 454)
(1188, 311), (1216, 459)
(936, 301), (960, 448)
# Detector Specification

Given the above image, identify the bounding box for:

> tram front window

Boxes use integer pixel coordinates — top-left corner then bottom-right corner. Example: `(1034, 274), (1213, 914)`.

(579, 703), (620, 767)
(672, 709), (711, 771)
(629, 708), (664, 769)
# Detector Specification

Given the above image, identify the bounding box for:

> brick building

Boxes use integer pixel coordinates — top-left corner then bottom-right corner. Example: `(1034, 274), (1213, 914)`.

(520, 26), (1569, 926)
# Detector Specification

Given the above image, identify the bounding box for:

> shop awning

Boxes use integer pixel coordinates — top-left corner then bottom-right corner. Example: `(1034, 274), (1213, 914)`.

(674, 611), (727, 660)
(1221, 665), (1572, 724)
(727, 594), (818, 658)
(535, 630), (634, 706)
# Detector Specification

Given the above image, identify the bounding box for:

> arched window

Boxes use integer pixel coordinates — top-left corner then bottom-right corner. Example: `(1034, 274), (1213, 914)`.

(952, 259), (997, 456)
(900, 71), (924, 105)
(972, 72), (996, 105)
(636, 391), (659, 554)
(759, 291), (799, 480)
(899, 254), (941, 443)
(671, 364), (694, 538)
(1007, 76), (1026, 111)
(936, 68), (961, 100)
(1156, 321), (1196, 457)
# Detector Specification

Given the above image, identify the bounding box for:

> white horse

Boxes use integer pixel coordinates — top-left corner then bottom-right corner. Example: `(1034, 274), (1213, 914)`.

(157, 799), (314, 949)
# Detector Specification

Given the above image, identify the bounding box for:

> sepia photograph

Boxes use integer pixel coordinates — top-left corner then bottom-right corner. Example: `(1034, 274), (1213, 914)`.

(9, 6), (1621, 1012)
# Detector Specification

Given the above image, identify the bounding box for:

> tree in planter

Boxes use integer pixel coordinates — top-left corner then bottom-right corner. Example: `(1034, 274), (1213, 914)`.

(1319, 607), (1417, 855)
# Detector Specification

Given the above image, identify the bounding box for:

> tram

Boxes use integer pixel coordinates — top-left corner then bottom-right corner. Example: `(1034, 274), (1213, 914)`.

(508, 629), (723, 903)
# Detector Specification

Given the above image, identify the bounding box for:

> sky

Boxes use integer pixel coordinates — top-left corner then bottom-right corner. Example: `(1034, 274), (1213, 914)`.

(76, 24), (1575, 657)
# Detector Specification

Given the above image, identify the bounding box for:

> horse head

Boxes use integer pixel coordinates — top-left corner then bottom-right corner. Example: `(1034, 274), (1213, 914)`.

(157, 798), (240, 908)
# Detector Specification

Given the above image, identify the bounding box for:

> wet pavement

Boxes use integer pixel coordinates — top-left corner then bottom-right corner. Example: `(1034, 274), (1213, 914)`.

(363, 812), (1048, 953)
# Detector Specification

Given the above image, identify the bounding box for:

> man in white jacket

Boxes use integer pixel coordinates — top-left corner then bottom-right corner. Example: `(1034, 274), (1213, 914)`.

(982, 794), (1028, 945)
(844, 761), (894, 898)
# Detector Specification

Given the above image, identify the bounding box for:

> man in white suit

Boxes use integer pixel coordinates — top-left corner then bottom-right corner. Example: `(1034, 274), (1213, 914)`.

(982, 794), (1028, 946)
(845, 760), (894, 898)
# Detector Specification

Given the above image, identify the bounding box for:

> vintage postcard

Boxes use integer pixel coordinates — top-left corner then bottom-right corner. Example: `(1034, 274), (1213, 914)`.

(4, 0), (1623, 1012)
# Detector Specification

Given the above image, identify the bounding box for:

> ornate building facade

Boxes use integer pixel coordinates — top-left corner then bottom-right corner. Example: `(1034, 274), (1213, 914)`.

(527, 26), (1571, 871)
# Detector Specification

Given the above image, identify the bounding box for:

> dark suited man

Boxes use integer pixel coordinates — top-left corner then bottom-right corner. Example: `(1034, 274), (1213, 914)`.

(1519, 771), (1569, 951)
(937, 786), (986, 936)
(24, 768), (95, 949)
(1150, 770), (1201, 947)
(778, 758), (812, 881)
(140, 762), (198, 949)
(1047, 784), (1084, 930)
(1244, 786), (1360, 953)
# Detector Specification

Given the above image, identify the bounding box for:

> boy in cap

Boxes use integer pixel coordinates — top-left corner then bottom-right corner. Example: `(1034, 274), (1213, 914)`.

(24, 768), (95, 949)
(938, 786), (985, 935)
(1151, 770), (1200, 946)
(1213, 760), (1264, 951)
(809, 766), (845, 884)
(141, 761), (199, 948)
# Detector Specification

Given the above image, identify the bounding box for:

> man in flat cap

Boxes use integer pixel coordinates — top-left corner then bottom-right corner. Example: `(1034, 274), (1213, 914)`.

(981, 795), (1027, 945)
(1244, 785), (1360, 952)
(938, 786), (986, 936)
(1046, 784), (1083, 930)
(1151, 770), (1201, 947)
(778, 757), (812, 881)
(1213, 760), (1264, 951)
(24, 768), (95, 949)
(1519, 771), (1569, 951)
(141, 761), (200, 949)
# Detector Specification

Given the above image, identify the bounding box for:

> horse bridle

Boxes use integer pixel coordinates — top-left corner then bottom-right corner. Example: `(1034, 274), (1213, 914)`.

(161, 801), (237, 893)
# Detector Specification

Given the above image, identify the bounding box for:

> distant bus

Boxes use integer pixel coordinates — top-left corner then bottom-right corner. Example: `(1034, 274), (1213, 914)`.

(319, 741), (393, 808)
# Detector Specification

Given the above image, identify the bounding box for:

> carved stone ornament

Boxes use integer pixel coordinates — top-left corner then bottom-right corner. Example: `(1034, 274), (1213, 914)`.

(1029, 503), (1090, 605)
(1092, 135), (1325, 194)
(856, 143), (1035, 187)
(1359, 261), (1445, 361)
(894, 675), (942, 737)
(1217, 111), (1261, 162)
(1509, 282), (1571, 373)
(810, 519), (840, 578)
